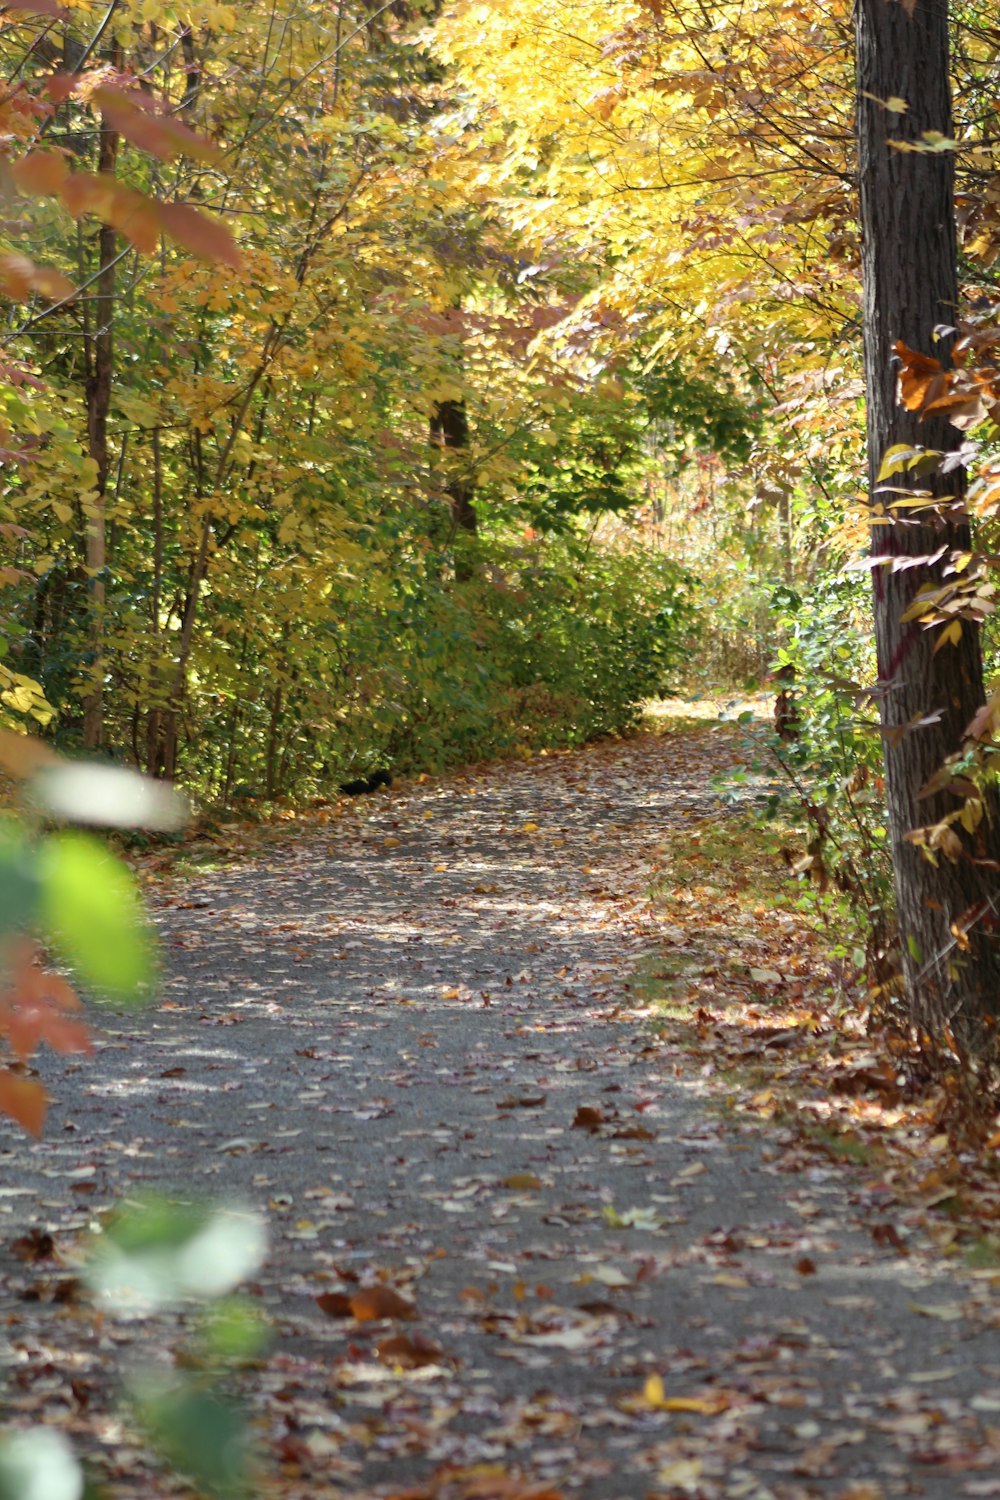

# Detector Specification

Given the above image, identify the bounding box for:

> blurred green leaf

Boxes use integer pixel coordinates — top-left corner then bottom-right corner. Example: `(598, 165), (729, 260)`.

(131, 1376), (254, 1499)
(37, 832), (153, 1002)
(0, 825), (38, 938)
(200, 1298), (270, 1365)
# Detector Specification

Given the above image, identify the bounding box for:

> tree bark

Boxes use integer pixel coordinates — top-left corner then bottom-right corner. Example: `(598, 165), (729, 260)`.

(430, 396), (476, 581)
(431, 397), (476, 533)
(856, 0), (1000, 1046)
(81, 108), (119, 750)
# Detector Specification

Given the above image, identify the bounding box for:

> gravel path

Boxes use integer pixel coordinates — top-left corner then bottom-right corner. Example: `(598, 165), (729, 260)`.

(1, 727), (998, 1500)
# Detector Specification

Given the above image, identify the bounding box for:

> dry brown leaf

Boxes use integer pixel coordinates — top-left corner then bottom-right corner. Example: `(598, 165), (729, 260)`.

(375, 1331), (443, 1369)
(572, 1105), (605, 1130)
(350, 1284), (416, 1321)
(315, 1291), (353, 1318)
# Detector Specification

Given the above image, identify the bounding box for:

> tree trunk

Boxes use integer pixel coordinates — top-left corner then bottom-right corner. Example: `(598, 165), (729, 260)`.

(856, 0), (1000, 1047)
(431, 397), (476, 532)
(81, 109), (119, 750)
(430, 397), (476, 580)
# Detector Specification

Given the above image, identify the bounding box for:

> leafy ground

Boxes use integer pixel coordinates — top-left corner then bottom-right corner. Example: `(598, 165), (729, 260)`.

(1, 712), (999, 1500)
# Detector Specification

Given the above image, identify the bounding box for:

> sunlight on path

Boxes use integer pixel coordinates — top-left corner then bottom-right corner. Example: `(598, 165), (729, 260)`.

(0, 726), (997, 1500)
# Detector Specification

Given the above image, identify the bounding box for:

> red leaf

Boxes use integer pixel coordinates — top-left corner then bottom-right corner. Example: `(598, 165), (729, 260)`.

(44, 72), (78, 103)
(157, 201), (242, 269)
(0, 1071), (47, 1137)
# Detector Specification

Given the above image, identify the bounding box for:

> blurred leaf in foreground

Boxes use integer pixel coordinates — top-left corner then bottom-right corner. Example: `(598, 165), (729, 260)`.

(84, 1196), (268, 1315)
(0, 1428), (83, 1500)
(130, 1375), (256, 1500)
(38, 833), (154, 1002)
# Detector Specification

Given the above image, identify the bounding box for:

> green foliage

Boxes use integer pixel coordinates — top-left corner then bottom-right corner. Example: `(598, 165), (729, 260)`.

(343, 532), (694, 780)
(636, 358), (762, 468)
(0, 1430), (83, 1500)
(130, 1379), (256, 1500)
(0, 1197), (269, 1500)
(761, 577), (896, 990)
(38, 833), (154, 1003)
(85, 1196), (269, 1313)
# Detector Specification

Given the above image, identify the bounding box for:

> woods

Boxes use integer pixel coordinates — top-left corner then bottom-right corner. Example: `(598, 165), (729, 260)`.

(1, 5), (1000, 1131)
(4, 4), (1000, 1496)
(3, 0), (1000, 1060)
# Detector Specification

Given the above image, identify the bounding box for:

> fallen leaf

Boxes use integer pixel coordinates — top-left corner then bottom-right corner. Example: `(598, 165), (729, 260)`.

(643, 1373), (729, 1414)
(10, 1228), (56, 1263)
(909, 1301), (965, 1321)
(591, 1265), (630, 1287)
(656, 1457), (703, 1488)
(350, 1285), (416, 1321)
(375, 1331), (443, 1368)
(315, 1291), (353, 1318)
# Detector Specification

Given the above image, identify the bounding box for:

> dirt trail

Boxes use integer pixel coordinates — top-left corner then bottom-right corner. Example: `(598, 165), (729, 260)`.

(1, 725), (997, 1500)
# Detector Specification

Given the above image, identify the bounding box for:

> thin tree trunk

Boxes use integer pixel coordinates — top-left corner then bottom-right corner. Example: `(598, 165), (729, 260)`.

(856, 0), (1000, 1046)
(265, 685), (283, 799)
(82, 103), (119, 749)
(145, 426), (165, 774)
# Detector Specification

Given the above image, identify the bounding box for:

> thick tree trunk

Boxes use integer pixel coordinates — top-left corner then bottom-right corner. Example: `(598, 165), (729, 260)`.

(856, 0), (1000, 1047)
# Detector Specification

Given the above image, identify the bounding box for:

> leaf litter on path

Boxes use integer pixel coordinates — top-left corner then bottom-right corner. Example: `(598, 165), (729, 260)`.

(0, 715), (998, 1498)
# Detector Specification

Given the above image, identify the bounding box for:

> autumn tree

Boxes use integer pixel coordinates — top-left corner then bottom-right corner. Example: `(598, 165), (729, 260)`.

(856, 0), (1000, 1049)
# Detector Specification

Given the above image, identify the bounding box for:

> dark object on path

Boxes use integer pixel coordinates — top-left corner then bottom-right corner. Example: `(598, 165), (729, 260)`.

(772, 664), (799, 743)
(339, 770), (393, 796)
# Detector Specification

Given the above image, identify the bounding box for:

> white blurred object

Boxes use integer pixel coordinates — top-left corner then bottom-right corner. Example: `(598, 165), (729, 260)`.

(33, 763), (190, 830)
(0, 1429), (83, 1500)
(86, 1204), (268, 1317)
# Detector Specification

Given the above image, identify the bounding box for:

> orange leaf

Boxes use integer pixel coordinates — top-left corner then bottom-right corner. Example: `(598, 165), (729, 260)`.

(93, 87), (221, 164)
(33, 1012), (92, 1058)
(105, 185), (161, 253)
(349, 1285), (415, 1321)
(895, 339), (948, 413)
(157, 201), (242, 269)
(0, 253), (73, 303)
(0, 1071), (47, 1137)
(11, 149), (68, 197)
(59, 170), (116, 220)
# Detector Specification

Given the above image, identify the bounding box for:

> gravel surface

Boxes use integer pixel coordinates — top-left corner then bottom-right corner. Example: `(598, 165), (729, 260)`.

(1, 727), (998, 1499)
